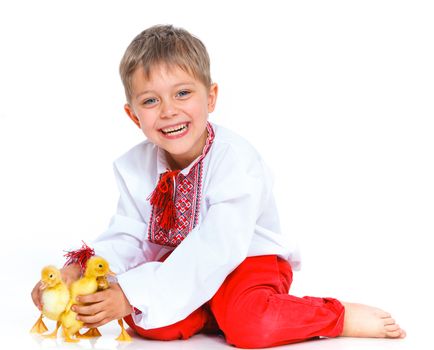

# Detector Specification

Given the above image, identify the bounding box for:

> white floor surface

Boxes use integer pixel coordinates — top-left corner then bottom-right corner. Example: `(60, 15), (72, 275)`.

(3, 321), (424, 350)
(0, 296), (428, 350)
(1, 244), (432, 350)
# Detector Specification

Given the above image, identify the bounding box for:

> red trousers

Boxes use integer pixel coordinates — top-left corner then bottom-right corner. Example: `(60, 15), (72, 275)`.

(124, 255), (345, 348)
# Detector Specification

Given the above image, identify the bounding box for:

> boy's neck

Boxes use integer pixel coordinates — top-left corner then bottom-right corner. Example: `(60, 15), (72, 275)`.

(164, 128), (208, 171)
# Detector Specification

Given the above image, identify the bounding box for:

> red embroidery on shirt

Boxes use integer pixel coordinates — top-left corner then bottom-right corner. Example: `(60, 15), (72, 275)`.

(148, 123), (214, 247)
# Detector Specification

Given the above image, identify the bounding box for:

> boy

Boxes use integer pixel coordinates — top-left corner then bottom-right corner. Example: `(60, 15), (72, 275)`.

(32, 25), (405, 347)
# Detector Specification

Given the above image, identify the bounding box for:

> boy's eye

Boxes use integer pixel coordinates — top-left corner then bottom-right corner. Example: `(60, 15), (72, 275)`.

(176, 90), (190, 98)
(143, 97), (158, 105)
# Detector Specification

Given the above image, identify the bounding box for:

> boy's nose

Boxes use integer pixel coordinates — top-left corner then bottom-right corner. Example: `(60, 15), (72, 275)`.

(160, 101), (178, 118)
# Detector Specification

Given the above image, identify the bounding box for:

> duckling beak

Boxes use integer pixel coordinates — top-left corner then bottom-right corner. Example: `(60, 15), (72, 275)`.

(107, 269), (116, 277)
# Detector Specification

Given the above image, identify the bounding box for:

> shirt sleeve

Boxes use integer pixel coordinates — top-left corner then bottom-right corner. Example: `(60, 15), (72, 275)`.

(91, 162), (166, 274)
(116, 146), (270, 329)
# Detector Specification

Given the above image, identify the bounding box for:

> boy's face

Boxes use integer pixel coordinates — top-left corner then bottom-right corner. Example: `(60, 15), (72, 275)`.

(125, 64), (218, 170)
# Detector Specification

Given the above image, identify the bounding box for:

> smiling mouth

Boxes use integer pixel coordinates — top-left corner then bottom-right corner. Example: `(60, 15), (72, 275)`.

(161, 123), (189, 135)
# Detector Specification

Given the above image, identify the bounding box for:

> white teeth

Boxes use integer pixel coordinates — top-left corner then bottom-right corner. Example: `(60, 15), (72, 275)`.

(162, 123), (188, 134)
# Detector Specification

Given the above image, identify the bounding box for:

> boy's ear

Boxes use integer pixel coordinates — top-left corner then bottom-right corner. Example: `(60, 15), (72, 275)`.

(124, 104), (141, 128)
(207, 83), (218, 113)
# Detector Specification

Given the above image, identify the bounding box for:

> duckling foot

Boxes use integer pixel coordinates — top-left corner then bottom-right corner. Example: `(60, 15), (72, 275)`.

(115, 319), (132, 342)
(62, 328), (80, 343)
(64, 336), (80, 343)
(42, 330), (58, 339)
(80, 328), (102, 338)
(64, 332), (79, 343)
(30, 314), (48, 334)
(42, 321), (61, 339)
(42, 321), (60, 338)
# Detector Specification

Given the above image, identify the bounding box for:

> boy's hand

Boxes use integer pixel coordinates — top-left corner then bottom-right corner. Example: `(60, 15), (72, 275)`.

(60, 263), (81, 286)
(72, 283), (133, 328)
(31, 281), (44, 311)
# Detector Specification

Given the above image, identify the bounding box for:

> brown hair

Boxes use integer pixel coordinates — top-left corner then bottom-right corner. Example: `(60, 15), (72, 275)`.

(119, 24), (212, 102)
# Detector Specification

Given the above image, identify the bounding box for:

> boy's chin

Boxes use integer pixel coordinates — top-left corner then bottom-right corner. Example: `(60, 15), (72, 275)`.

(164, 148), (191, 158)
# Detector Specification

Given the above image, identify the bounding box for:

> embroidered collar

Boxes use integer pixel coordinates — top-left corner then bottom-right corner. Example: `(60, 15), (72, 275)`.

(147, 122), (215, 247)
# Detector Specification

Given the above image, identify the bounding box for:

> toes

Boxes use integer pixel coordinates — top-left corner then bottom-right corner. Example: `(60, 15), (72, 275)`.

(386, 329), (403, 338)
(385, 324), (400, 332)
(376, 309), (392, 318)
(383, 318), (396, 325)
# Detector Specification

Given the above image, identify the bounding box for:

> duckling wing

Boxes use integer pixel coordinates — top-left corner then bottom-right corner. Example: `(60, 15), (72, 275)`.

(61, 308), (83, 334)
(42, 284), (70, 320)
(70, 278), (98, 297)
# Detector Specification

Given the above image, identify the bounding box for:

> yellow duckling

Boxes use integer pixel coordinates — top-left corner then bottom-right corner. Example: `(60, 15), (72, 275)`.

(30, 265), (70, 338)
(60, 256), (113, 342)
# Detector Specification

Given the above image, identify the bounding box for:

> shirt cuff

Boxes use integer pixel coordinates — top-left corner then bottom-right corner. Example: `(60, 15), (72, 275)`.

(115, 262), (161, 328)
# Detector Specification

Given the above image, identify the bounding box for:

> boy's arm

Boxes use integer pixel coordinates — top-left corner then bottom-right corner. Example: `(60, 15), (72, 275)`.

(116, 147), (268, 329)
(90, 162), (165, 274)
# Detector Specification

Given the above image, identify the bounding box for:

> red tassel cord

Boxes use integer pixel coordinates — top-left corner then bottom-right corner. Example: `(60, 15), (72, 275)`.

(148, 169), (180, 230)
(63, 241), (95, 273)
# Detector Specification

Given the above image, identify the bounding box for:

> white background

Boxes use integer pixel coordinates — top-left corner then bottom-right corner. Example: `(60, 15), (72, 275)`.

(0, 0), (433, 349)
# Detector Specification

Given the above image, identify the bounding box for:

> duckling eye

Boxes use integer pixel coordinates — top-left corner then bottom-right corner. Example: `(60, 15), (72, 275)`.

(98, 264), (103, 268)
(49, 274), (53, 278)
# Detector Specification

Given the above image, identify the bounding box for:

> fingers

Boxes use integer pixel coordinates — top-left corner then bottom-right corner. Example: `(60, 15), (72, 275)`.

(77, 312), (110, 327)
(82, 317), (112, 329)
(72, 298), (109, 328)
(77, 290), (106, 304)
(72, 285), (131, 328)
(73, 301), (111, 328)
(31, 282), (43, 310)
(73, 302), (102, 316)
(73, 291), (111, 320)
(60, 263), (81, 286)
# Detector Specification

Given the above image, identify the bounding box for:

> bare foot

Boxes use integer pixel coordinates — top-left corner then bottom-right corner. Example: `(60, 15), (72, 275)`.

(341, 302), (406, 339)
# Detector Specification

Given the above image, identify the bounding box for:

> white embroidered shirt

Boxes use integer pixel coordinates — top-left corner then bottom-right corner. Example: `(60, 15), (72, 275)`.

(91, 122), (301, 329)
